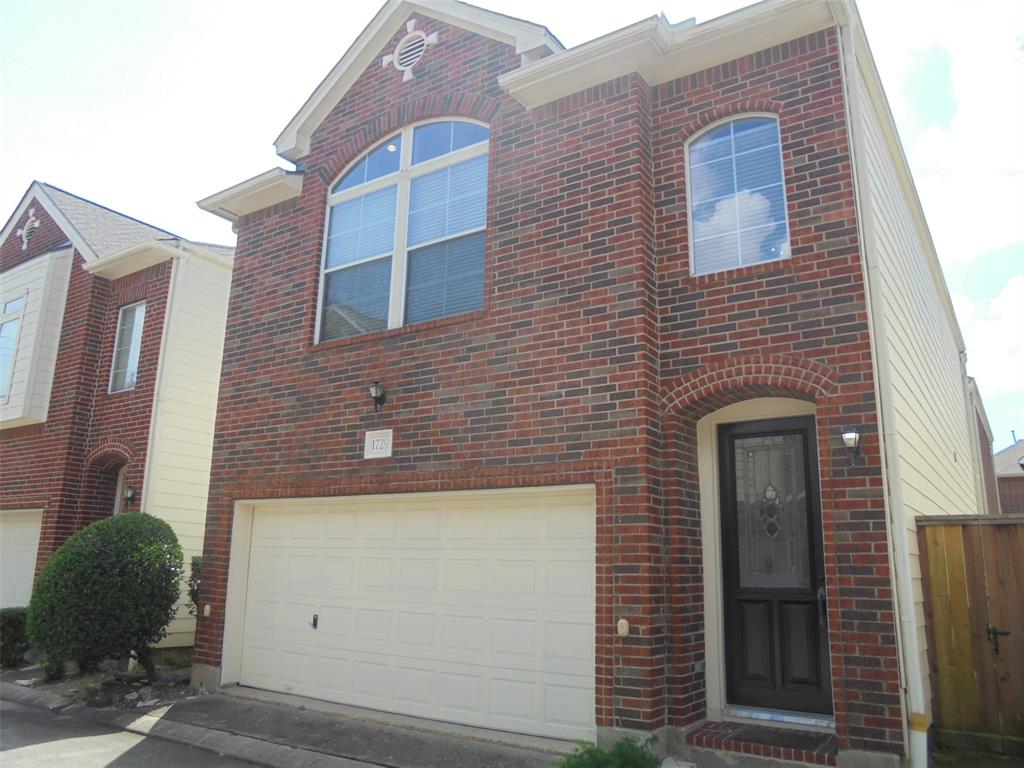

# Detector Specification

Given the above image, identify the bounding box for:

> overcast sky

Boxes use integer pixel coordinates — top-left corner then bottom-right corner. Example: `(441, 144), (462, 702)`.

(1, 0), (1021, 450)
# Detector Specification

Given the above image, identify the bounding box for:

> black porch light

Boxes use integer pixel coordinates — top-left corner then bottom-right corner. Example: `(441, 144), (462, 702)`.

(841, 426), (861, 458)
(368, 380), (386, 412)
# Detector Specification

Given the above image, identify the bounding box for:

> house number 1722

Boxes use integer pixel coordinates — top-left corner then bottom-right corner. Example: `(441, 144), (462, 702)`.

(364, 429), (393, 459)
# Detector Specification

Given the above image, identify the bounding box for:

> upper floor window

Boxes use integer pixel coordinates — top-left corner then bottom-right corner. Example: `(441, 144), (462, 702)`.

(109, 301), (146, 392)
(687, 116), (791, 276)
(0, 295), (27, 400)
(319, 119), (490, 342)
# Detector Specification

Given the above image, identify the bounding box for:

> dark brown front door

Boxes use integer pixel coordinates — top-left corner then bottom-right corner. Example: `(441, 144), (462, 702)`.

(719, 416), (832, 714)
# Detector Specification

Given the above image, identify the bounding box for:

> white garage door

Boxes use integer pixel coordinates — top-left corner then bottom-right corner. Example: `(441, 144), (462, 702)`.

(0, 509), (43, 608)
(238, 486), (595, 741)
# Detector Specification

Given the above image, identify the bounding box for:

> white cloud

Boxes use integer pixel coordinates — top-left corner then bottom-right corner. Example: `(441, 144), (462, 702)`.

(953, 276), (1024, 398)
(858, 0), (1024, 265)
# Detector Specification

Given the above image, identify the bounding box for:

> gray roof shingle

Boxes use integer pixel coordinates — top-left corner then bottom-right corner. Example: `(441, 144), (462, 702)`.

(994, 439), (1024, 477)
(39, 183), (232, 261)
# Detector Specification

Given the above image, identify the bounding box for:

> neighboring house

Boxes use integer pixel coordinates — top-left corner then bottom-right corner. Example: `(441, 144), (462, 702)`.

(994, 438), (1024, 513)
(0, 182), (233, 647)
(190, 1), (992, 766)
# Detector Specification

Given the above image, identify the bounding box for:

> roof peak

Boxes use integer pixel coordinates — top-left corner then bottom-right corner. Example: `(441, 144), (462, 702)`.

(274, 0), (562, 161)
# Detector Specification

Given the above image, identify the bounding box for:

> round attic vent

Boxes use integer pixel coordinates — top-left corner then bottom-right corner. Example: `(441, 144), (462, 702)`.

(382, 20), (438, 82)
(396, 32), (427, 71)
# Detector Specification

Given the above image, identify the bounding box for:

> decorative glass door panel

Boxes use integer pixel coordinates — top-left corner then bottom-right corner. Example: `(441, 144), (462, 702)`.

(719, 417), (832, 714)
(734, 434), (809, 590)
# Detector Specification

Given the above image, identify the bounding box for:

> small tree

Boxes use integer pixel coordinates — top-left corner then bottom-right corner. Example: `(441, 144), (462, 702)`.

(28, 512), (183, 680)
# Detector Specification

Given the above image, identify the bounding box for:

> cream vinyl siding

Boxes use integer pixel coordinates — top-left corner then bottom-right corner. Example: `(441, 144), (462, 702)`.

(852, 65), (980, 718)
(0, 248), (72, 427)
(144, 254), (231, 646)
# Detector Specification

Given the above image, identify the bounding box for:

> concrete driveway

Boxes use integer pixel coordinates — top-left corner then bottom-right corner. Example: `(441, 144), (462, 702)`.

(0, 698), (259, 768)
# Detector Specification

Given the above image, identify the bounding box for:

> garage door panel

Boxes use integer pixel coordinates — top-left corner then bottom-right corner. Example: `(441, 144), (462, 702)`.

(323, 511), (357, 539)
(439, 671), (483, 714)
(322, 556), (355, 587)
(545, 683), (594, 731)
(354, 659), (394, 700)
(0, 511), (43, 608)
(357, 557), (394, 589)
(491, 677), (537, 722)
(394, 664), (434, 705)
(239, 487), (595, 740)
(395, 611), (438, 647)
(317, 655), (354, 693)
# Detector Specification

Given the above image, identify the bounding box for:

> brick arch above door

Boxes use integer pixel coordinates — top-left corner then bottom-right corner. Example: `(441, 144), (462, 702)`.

(660, 354), (837, 419)
(84, 441), (135, 472)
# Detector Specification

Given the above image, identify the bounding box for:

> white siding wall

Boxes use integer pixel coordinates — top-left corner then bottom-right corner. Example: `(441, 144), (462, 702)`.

(0, 248), (72, 427)
(853, 64), (981, 719)
(145, 254), (231, 646)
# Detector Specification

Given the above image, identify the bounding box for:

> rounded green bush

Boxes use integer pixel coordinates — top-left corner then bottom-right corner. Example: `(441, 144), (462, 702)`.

(28, 512), (183, 674)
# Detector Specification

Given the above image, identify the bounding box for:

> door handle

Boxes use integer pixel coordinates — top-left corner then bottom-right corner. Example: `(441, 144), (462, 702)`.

(817, 586), (827, 629)
(987, 623), (1009, 655)
(310, 613), (318, 630)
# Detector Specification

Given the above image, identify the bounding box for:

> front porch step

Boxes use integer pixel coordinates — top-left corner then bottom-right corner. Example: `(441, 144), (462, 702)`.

(685, 720), (838, 766)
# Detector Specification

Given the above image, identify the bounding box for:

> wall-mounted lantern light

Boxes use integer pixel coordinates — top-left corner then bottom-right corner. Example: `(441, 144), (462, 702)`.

(841, 427), (861, 458)
(123, 485), (137, 504)
(368, 381), (386, 413)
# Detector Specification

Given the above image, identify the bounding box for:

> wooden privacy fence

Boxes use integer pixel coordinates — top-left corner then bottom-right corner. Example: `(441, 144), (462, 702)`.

(918, 515), (1024, 755)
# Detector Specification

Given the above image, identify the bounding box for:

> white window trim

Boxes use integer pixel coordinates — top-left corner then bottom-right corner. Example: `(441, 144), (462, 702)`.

(0, 292), (28, 403)
(685, 113), (791, 277)
(315, 118), (490, 343)
(108, 299), (147, 393)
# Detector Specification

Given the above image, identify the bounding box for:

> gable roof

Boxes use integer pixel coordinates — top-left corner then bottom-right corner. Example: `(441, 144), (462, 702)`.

(1, 181), (233, 276)
(1, 181), (179, 263)
(39, 183), (180, 260)
(274, 0), (562, 161)
(994, 439), (1024, 477)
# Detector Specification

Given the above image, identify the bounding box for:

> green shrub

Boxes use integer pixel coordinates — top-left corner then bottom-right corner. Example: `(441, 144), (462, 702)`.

(553, 736), (660, 768)
(28, 512), (183, 680)
(186, 555), (202, 617)
(0, 607), (30, 667)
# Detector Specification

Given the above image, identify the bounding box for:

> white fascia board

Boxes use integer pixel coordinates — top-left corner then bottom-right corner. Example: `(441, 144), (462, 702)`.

(840, 0), (966, 353)
(196, 169), (304, 223)
(0, 182), (97, 263)
(273, 0), (562, 161)
(500, 0), (834, 110)
(83, 240), (183, 280)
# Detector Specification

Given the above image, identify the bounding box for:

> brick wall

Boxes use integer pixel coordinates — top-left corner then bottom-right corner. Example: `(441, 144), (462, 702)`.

(998, 476), (1024, 514)
(194, 17), (903, 756)
(0, 197), (170, 565)
(652, 31), (902, 753)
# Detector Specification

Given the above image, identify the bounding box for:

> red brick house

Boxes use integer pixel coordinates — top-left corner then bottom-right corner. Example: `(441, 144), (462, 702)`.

(0, 182), (233, 646)
(191, 1), (991, 765)
(994, 438), (1024, 513)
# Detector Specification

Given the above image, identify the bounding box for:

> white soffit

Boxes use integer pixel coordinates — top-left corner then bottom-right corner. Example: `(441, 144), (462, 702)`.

(274, 0), (562, 161)
(499, 0), (835, 109)
(197, 169), (304, 224)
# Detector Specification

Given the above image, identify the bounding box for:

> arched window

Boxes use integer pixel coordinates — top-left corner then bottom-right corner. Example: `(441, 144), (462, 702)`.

(687, 116), (791, 276)
(319, 120), (490, 341)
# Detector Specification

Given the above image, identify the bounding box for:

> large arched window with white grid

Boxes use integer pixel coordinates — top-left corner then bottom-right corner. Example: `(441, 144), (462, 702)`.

(318, 120), (489, 342)
(687, 116), (791, 276)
